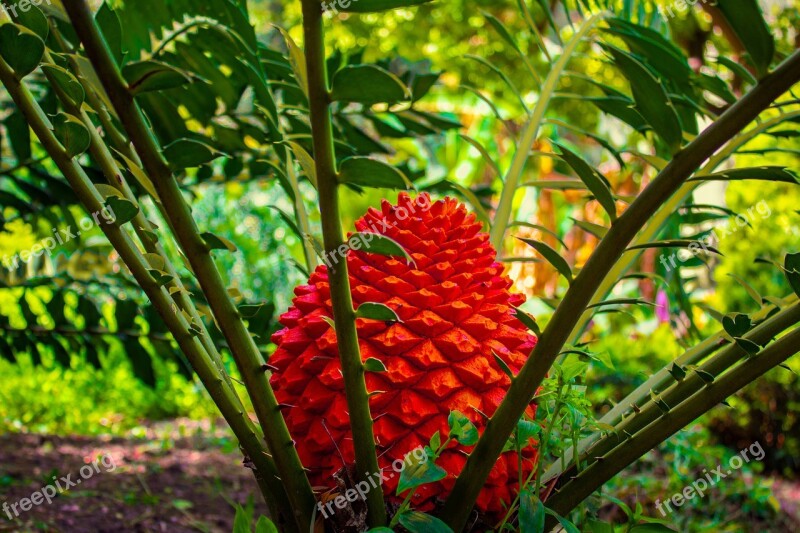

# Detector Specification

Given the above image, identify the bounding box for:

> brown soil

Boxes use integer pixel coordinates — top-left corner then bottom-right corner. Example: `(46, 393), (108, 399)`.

(0, 420), (268, 533)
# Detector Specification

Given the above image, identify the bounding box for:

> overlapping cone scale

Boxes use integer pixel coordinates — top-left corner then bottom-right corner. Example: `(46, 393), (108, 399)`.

(270, 193), (539, 515)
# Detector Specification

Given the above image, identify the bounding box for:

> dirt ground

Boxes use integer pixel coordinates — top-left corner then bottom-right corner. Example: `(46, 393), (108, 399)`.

(1, 420), (798, 532)
(0, 420), (268, 533)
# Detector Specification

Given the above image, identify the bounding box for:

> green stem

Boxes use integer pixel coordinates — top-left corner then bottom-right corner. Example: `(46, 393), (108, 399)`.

(30, 39), (234, 394)
(299, 0), (386, 526)
(544, 294), (797, 481)
(61, 2), (315, 529)
(489, 14), (602, 250)
(0, 55), (293, 530)
(548, 300), (800, 486)
(440, 50), (800, 531)
(544, 325), (800, 526)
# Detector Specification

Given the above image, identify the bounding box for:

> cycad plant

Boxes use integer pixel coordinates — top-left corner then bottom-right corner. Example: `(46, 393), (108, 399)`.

(0, 0), (799, 531)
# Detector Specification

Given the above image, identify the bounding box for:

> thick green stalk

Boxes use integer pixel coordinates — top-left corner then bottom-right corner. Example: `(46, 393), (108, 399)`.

(299, 0), (386, 526)
(544, 325), (800, 525)
(61, 2), (315, 528)
(596, 294), (797, 428)
(545, 294), (798, 481)
(0, 55), (293, 529)
(27, 38), (233, 393)
(441, 50), (800, 530)
(547, 300), (800, 484)
(489, 14), (602, 250)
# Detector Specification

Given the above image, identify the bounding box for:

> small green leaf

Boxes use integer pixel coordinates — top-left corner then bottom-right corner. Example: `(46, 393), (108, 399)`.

(356, 302), (401, 322)
(627, 240), (723, 256)
(588, 298), (655, 309)
(52, 114), (91, 158)
(483, 12), (525, 62)
(592, 351), (615, 370)
(695, 368), (715, 383)
(559, 358), (589, 381)
(517, 419), (539, 443)
(232, 505), (251, 533)
(397, 511), (453, 533)
(722, 313), (752, 337)
(238, 303), (266, 318)
(16, 3), (49, 40)
(519, 489), (545, 533)
(429, 431), (441, 451)
(352, 232), (415, 265)
(715, 0), (774, 78)
(113, 149), (160, 200)
(690, 167), (798, 184)
(521, 180), (587, 191)
(123, 60), (193, 95)
(571, 217), (609, 238)
(587, 519), (615, 533)
(650, 390), (670, 413)
(201, 232), (237, 252)
(492, 350), (514, 379)
(554, 142), (617, 221)
(148, 269), (174, 286)
(95, 2), (125, 65)
(513, 307), (541, 335)
(105, 196), (139, 225)
(276, 27), (307, 95)
(396, 449), (446, 495)
(544, 508), (580, 533)
(734, 337), (761, 356)
(338, 157), (412, 190)
(448, 411), (478, 446)
(459, 134), (501, 178)
(784, 252), (800, 298)
(42, 65), (86, 107)
(669, 363), (686, 381)
(726, 273), (763, 305)
(364, 357), (388, 373)
(517, 237), (573, 282)
(95, 184), (139, 225)
(0, 24), (44, 78)
(163, 139), (224, 171)
(255, 516), (279, 533)
(331, 65), (409, 105)
(285, 141), (317, 188)
(508, 222), (567, 249)
(716, 56), (757, 86)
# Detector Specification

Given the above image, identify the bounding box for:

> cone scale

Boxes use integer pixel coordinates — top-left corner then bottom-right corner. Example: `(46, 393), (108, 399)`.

(271, 193), (538, 515)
